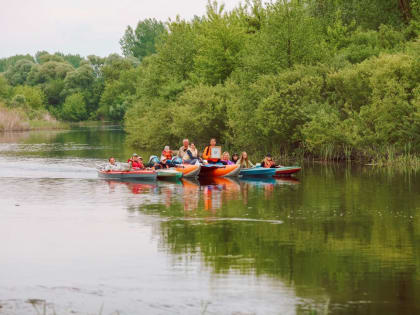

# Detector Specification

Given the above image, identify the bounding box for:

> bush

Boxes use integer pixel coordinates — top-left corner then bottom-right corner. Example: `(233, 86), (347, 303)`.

(60, 93), (88, 121)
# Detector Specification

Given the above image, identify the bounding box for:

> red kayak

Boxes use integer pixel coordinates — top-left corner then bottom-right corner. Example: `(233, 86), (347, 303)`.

(98, 169), (157, 180)
(274, 166), (301, 176)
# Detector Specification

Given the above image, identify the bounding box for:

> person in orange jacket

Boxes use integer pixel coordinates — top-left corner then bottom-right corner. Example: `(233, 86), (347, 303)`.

(202, 138), (221, 164)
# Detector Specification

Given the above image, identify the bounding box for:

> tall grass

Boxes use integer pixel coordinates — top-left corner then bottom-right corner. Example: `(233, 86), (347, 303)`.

(0, 106), (30, 131)
(0, 106), (66, 131)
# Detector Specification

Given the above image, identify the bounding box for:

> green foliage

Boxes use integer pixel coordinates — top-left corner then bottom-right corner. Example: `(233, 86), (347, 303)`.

(0, 75), (12, 99)
(60, 93), (88, 121)
(12, 85), (46, 110)
(120, 18), (166, 61)
(98, 67), (138, 121)
(191, 1), (247, 85)
(0, 54), (35, 73)
(4, 59), (35, 85)
(27, 61), (74, 85)
(170, 84), (229, 143)
(123, 0), (420, 162)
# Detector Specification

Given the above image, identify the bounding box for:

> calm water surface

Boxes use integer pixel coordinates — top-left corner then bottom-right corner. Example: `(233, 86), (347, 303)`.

(0, 126), (419, 315)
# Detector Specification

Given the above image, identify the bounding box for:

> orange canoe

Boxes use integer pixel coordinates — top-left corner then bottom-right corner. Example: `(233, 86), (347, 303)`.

(175, 164), (201, 177)
(199, 164), (240, 177)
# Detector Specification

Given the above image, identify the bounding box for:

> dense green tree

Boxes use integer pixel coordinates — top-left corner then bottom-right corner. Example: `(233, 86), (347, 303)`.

(27, 61), (74, 85)
(170, 84), (229, 143)
(60, 93), (88, 121)
(98, 67), (138, 121)
(0, 54), (35, 73)
(55, 52), (84, 68)
(0, 75), (12, 99)
(12, 85), (46, 110)
(120, 18), (166, 61)
(4, 59), (35, 86)
(191, 1), (248, 85)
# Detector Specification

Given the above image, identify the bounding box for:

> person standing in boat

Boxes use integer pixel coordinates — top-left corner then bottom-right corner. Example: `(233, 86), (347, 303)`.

(237, 152), (255, 169)
(202, 138), (221, 164)
(128, 153), (145, 169)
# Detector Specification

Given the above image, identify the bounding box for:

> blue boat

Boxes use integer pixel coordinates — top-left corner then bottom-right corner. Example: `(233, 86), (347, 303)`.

(239, 167), (277, 177)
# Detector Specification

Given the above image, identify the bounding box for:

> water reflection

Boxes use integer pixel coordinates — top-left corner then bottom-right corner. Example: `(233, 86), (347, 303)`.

(1, 128), (420, 314)
(118, 170), (420, 314)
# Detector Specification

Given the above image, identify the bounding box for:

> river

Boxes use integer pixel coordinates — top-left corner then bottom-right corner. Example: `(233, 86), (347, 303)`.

(0, 126), (419, 315)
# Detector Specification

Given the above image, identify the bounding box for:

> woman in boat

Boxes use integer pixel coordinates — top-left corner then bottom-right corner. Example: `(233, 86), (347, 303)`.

(231, 153), (239, 164)
(221, 152), (234, 165)
(202, 138), (220, 164)
(128, 153), (145, 169)
(237, 151), (255, 169)
(261, 154), (276, 168)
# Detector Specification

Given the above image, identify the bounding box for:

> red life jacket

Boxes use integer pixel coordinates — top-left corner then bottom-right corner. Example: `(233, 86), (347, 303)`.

(162, 150), (173, 160)
(128, 159), (144, 169)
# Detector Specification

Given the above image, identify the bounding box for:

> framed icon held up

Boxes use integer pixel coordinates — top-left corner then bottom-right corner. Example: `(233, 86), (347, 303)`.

(210, 146), (222, 159)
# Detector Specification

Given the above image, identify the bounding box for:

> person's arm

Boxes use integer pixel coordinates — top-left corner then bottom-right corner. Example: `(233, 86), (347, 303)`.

(250, 161), (255, 168)
(186, 149), (194, 160)
(192, 149), (198, 158)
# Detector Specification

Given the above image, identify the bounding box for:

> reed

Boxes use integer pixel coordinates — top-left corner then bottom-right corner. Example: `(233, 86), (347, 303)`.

(0, 106), (67, 131)
(0, 106), (30, 131)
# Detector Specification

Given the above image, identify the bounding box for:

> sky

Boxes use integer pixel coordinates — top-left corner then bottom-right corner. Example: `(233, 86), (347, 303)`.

(0, 0), (243, 58)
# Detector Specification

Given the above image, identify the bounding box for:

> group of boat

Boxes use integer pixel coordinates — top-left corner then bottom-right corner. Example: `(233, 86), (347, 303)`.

(98, 163), (301, 181)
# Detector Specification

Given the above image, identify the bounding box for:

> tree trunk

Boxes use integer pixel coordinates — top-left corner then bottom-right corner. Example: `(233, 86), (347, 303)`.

(398, 0), (412, 22)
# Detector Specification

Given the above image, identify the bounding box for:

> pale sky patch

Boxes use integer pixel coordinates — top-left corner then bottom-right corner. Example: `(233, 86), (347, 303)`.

(0, 0), (243, 58)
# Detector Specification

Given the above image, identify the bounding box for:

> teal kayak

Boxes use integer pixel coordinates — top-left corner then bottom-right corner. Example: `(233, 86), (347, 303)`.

(239, 167), (277, 177)
(157, 169), (183, 180)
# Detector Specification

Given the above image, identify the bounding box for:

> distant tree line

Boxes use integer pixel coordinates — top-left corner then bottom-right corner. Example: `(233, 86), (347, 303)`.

(0, 0), (419, 160)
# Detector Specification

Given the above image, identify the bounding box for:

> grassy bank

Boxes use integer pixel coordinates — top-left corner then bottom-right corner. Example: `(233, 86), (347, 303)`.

(0, 106), (67, 132)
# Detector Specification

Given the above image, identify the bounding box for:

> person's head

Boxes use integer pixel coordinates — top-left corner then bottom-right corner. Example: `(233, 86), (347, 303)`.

(108, 157), (116, 164)
(190, 142), (196, 149)
(183, 139), (189, 147)
(265, 154), (272, 162)
(241, 152), (248, 160)
(138, 156), (143, 163)
(132, 153), (139, 161)
(222, 151), (230, 161)
(164, 145), (170, 151)
(232, 153), (239, 162)
(210, 138), (216, 146)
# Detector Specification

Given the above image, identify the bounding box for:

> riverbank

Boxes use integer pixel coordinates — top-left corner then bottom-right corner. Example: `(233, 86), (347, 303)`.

(0, 106), (67, 132)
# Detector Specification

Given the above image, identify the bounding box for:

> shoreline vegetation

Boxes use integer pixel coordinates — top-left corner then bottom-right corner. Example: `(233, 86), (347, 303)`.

(0, 104), (67, 132)
(1, 0), (419, 166)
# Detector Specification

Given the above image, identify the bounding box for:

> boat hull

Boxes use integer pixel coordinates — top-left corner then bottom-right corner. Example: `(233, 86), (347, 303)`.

(199, 164), (240, 177)
(239, 167), (277, 177)
(98, 170), (157, 180)
(157, 169), (183, 180)
(175, 164), (201, 177)
(274, 166), (301, 176)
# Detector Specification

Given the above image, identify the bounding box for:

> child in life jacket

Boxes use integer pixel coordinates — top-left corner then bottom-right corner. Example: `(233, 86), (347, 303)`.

(161, 146), (173, 161)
